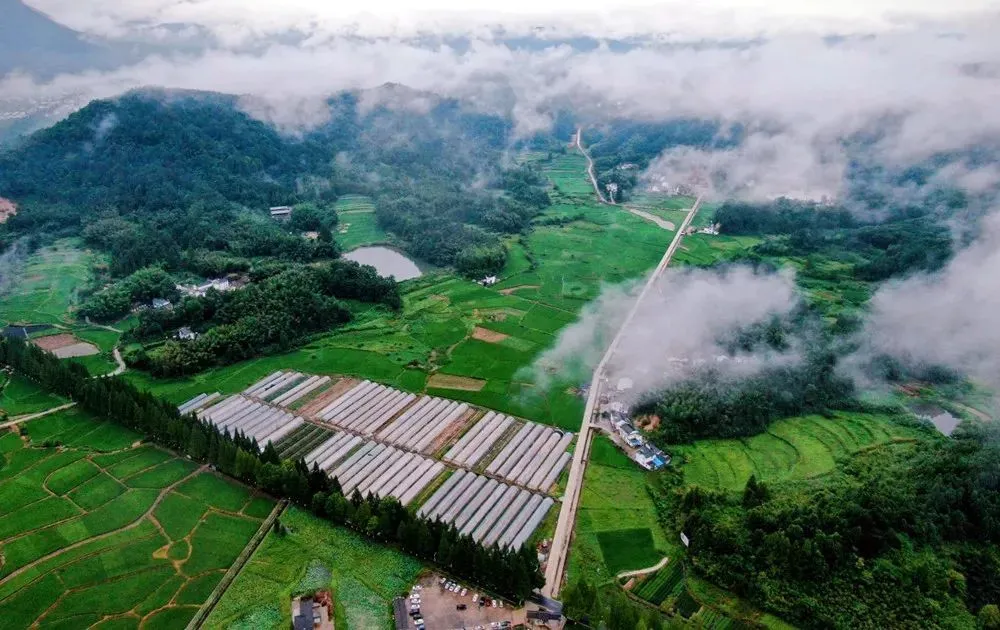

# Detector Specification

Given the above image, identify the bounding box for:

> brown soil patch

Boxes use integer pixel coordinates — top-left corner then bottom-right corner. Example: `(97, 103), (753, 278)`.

(471, 326), (508, 343)
(52, 343), (100, 358)
(152, 544), (170, 560)
(299, 378), (355, 417)
(32, 334), (80, 351)
(0, 198), (16, 224)
(635, 414), (661, 431)
(427, 374), (486, 392)
(498, 285), (540, 295)
(32, 334), (100, 358)
(426, 407), (478, 455)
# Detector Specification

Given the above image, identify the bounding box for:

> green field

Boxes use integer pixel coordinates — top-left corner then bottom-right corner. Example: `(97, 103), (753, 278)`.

(673, 412), (929, 492)
(0, 374), (66, 417)
(206, 507), (422, 630)
(0, 239), (97, 326)
(0, 409), (273, 629)
(335, 195), (389, 250)
(125, 149), (692, 430)
(567, 437), (672, 584)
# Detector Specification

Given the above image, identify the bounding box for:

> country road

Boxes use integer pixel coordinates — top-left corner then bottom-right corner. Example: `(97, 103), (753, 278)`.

(574, 128), (676, 230)
(1, 402), (77, 428)
(542, 132), (701, 598)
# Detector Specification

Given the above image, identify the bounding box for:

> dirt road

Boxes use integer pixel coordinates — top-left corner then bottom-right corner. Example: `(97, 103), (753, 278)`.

(2, 402), (77, 428)
(617, 556), (670, 580)
(543, 133), (701, 597)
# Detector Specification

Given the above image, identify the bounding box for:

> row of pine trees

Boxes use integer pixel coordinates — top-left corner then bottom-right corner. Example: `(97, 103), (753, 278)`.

(0, 337), (543, 601)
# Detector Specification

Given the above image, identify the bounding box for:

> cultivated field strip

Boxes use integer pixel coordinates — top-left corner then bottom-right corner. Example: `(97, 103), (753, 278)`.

(272, 375), (332, 407)
(417, 470), (554, 550)
(184, 394), (305, 447)
(274, 423), (335, 461)
(443, 411), (516, 468)
(484, 422), (573, 490)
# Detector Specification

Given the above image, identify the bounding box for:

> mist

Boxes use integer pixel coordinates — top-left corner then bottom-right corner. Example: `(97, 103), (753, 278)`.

(527, 266), (800, 400)
(853, 210), (1000, 389)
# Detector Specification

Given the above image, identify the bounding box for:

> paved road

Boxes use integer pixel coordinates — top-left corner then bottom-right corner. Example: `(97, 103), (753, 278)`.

(543, 132), (701, 598)
(574, 128), (676, 230)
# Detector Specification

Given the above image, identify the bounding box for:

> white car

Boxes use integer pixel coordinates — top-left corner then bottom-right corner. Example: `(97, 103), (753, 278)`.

(492, 600), (499, 608)
(472, 592), (478, 601)
(460, 588), (467, 597)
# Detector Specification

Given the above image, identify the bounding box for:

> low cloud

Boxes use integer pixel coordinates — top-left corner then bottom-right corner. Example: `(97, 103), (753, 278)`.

(854, 210), (1000, 389)
(527, 266), (800, 399)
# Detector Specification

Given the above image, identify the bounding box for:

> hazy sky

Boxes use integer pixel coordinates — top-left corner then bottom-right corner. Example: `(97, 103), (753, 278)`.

(28, 0), (1000, 40)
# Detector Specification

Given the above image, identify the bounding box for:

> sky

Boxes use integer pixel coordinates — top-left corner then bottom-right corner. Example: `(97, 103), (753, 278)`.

(26, 0), (1000, 41)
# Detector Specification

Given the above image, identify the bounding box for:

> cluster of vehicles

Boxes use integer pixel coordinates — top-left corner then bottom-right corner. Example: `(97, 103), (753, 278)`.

(439, 577), (505, 610)
(408, 586), (426, 630)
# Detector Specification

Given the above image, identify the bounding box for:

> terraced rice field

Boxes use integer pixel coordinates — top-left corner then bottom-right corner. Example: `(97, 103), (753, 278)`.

(334, 195), (388, 250)
(634, 561), (685, 605)
(0, 409), (273, 630)
(0, 374), (67, 417)
(0, 239), (96, 326)
(675, 412), (928, 492)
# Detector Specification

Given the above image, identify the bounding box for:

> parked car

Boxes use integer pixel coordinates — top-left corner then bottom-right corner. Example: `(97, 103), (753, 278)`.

(460, 588), (467, 597)
(457, 604), (467, 610)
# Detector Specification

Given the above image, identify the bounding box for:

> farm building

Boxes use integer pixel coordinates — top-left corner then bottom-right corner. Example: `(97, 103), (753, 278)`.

(270, 206), (293, 221)
(481, 275), (498, 286)
(292, 591), (334, 630)
(177, 277), (235, 298)
(151, 298), (172, 309)
(615, 420), (644, 448)
(634, 443), (670, 470)
(176, 326), (198, 341)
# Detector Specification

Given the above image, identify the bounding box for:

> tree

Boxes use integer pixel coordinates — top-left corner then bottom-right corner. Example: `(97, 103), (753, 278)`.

(980, 605), (1000, 630)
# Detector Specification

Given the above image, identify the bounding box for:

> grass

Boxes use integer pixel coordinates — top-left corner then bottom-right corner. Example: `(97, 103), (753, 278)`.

(596, 528), (660, 574)
(0, 407), (271, 629)
(206, 507), (422, 630)
(0, 239), (97, 327)
(175, 471), (253, 512)
(335, 195), (389, 250)
(567, 436), (673, 586)
(673, 412), (929, 492)
(25, 406), (139, 452)
(0, 375), (67, 417)
(123, 147), (692, 432)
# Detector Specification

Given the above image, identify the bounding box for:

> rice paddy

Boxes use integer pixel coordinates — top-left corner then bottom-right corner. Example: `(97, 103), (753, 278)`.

(335, 195), (389, 250)
(0, 239), (97, 327)
(673, 411), (929, 492)
(124, 149), (691, 432)
(0, 409), (274, 629)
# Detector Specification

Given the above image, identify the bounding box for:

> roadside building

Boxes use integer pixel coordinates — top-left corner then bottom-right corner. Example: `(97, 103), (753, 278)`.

(634, 443), (670, 471)
(151, 298), (172, 310)
(481, 275), (498, 287)
(615, 420), (644, 448)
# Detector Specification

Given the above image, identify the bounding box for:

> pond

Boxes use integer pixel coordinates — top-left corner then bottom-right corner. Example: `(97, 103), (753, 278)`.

(911, 403), (961, 436)
(344, 246), (422, 281)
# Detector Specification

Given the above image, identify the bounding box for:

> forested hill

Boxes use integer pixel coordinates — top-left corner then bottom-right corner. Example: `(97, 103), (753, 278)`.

(0, 89), (329, 214)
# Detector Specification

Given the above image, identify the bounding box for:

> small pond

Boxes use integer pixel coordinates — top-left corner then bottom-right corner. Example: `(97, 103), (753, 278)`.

(911, 403), (962, 436)
(344, 246), (422, 281)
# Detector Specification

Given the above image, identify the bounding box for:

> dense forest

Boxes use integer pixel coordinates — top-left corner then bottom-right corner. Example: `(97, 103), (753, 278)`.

(582, 119), (740, 200)
(715, 198), (954, 282)
(0, 337), (543, 601)
(678, 426), (1000, 628)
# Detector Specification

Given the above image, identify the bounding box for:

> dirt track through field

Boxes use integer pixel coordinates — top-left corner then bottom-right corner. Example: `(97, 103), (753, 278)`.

(0, 465), (206, 589)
